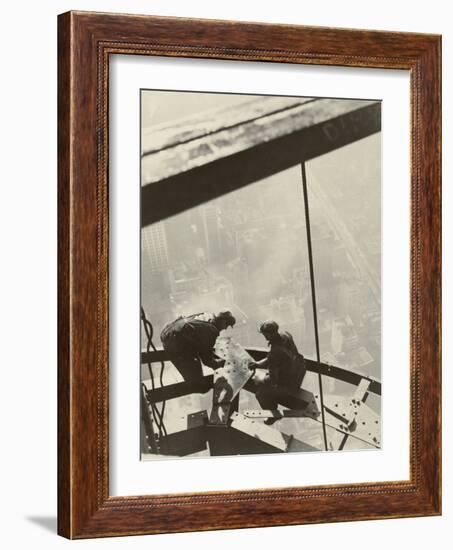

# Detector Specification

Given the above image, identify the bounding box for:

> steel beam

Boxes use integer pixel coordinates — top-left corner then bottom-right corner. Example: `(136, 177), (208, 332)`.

(144, 374), (214, 403)
(157, 410), (209, 456)
(141, 98), (380, 226)
(212, 337), (254, 403)
(141, 348), (382, 397)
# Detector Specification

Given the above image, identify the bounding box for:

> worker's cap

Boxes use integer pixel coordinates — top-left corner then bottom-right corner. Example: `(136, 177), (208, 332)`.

(217, 310), (236, 328)
(259, 320), (279, 335)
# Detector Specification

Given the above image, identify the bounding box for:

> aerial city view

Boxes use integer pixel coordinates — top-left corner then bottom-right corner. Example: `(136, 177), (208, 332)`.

(142, 138), (380, 371)
(140, 91), (381, 456)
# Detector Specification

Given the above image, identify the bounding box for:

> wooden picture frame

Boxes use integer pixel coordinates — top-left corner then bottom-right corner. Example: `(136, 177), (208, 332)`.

(58, 10), (441, 539)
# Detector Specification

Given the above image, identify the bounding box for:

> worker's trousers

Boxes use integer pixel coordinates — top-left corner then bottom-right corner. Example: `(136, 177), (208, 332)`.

(168, 352), (204, 382)
(256, 384), (288, 410)
(253, 371), (294, 410)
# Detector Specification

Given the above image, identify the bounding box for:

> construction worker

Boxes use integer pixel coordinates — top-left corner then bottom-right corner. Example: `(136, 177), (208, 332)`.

(160, 311), (236, 382)
(249, 320), (305, 424)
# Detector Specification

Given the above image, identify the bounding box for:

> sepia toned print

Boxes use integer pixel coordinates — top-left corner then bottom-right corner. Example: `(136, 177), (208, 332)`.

(140, 89), (381, 459)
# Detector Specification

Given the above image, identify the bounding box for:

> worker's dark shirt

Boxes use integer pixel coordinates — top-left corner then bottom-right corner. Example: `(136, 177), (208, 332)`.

(265, 332), (299, 387)
(160, 313), (220, 367)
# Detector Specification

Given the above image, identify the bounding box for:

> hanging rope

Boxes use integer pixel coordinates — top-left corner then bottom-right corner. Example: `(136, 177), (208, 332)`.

(141, 308), (167, 418)
(141, 382), (159, 454)
(140, 307), (168, 448)
(141, 309), (168, 448)
(300, 162), (329, 452)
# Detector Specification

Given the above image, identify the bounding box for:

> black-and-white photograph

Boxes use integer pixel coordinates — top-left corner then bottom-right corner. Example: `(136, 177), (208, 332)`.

(140, 89), (382, 459)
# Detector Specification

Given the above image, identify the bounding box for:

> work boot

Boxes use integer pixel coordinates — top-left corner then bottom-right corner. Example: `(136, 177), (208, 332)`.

(264, 417), (279, 426)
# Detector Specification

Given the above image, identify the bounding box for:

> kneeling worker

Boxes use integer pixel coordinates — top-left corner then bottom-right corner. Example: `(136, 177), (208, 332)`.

(160, 311), (236, 382)
(249, 320), (305, 424)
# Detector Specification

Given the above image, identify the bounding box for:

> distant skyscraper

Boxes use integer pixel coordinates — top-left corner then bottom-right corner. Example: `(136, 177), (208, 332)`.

(331, 316), (359, 354)
(336, 278), (362, 327)
(202, 203), (221, 262)
(142, 222), (169, 272)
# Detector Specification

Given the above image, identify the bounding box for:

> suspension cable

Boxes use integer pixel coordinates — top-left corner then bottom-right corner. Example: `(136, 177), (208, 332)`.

(300, 162), (329, 451)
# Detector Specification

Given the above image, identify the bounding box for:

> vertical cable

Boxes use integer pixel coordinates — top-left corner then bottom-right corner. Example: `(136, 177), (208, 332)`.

(300, 162), (329, 451)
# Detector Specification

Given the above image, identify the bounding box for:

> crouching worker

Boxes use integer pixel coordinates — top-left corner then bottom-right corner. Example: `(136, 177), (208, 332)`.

(249, 320), (306, 425)
(160, 311), (236, 382)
